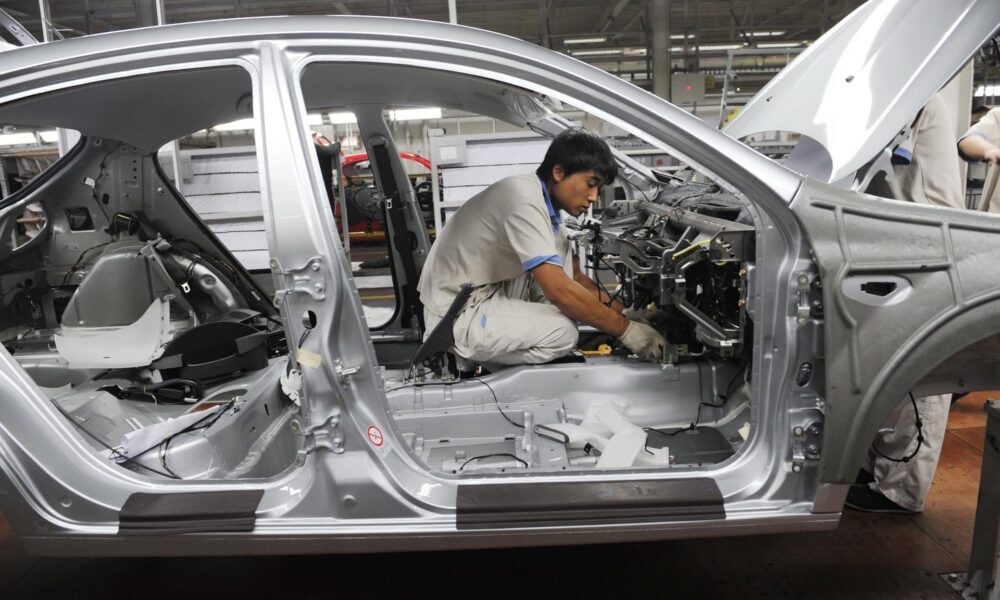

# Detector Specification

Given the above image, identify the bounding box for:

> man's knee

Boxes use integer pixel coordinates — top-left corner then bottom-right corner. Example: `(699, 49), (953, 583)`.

(540, 315), (578, 354)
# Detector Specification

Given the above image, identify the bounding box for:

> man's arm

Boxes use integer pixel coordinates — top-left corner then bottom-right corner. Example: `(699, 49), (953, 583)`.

(532, 262), (628, 336)
(571, 257), (626, 313)
(958, 134), (1000, 163)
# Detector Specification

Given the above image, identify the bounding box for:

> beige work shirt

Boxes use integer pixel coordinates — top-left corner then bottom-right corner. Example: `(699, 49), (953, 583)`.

(891, 93), (964, 210)
(417, 173), (570, 317)
(959, 106), (1000, 212)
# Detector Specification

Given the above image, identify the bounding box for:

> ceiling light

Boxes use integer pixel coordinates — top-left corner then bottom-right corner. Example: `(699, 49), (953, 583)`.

(975, 85), (1000, 97)
(697, 43), (746, 51)
(572, 48), (623, 57)
(390, 107), (442, 121)
(756, 41), (807, 48)
(306, 113), (324, 125)
(670, 33), (696, 39)
(749, 31), (786, 37)
(328, 111), (358, 124)
(212, 118), (256, 132)
(0, 133), (37, 145)
(622, 47), (647, 56)
(565, 37), (607, 45)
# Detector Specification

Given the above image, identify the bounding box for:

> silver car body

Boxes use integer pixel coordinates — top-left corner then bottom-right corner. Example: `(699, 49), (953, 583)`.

(0, 1), (995, 556)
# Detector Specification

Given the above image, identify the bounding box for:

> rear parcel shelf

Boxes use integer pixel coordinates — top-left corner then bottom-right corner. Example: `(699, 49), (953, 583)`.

(119, 490), (264, 535)
(457, 478), (725, 529)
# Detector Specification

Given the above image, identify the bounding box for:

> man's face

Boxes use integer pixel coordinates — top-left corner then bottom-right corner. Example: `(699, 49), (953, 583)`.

(549, 166), (605, 217)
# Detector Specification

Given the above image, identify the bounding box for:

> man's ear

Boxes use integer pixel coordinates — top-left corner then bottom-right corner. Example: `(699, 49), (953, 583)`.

(552, 164), (565, 183)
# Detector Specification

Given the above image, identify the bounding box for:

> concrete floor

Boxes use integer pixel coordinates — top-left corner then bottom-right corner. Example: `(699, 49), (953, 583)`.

(0, 393), (991, 599)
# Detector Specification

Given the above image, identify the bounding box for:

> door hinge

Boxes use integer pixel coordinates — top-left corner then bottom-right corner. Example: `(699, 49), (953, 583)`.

(795, 271), (823, 324)
(271, 256), (326, 307)
(292, 413), (344, 464)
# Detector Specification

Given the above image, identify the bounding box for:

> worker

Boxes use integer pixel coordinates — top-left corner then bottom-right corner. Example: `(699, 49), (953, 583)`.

(958, 104), (1000, 211)
(416, 128), (666, 367)
(848, 94), (964, 513)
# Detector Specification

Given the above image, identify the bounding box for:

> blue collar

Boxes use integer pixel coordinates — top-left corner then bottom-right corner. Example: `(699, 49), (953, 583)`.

(538, 176), (562, 231)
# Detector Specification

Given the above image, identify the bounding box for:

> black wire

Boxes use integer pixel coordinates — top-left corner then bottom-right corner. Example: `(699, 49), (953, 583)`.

(872, 392), (924, 463)
(646, 362), (747, 439)
(459, 453), (528, 471)
(60, 241), (113, 286)
(476, 379), (523, 429)
(389, 378), (524, 429)
(51, 401), (178, 479)
(128, 400), (236, 464)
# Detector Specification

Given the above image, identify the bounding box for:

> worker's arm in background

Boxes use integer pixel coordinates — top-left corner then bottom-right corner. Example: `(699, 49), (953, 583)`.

(571, 257), (626, 314)
(958, 133), (1000, 163)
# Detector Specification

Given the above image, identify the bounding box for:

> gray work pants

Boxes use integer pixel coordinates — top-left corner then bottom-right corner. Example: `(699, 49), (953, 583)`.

(426, 272), (578, 366)
(866, 394), (951, 512)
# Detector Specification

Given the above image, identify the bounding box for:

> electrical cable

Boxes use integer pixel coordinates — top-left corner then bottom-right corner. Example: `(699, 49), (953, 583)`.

(51, 401), (178, 479)
(871, 392), (924, 463)
(671, 238), (713, 261)
(645, 362), (747, 440)
(459, 453), (528, 471)
(387, 378), (524, 429)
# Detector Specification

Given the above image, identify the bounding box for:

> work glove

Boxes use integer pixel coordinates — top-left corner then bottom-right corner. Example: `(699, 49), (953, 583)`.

(619, 320), (667, 362)
(622, 308), (653, 325)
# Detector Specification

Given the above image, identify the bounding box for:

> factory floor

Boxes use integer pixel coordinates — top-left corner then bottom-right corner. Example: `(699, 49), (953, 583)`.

(0, 393), (991, 599)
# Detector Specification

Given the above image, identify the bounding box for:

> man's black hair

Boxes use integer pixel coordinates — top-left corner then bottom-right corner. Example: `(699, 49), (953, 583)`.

(535, 128), (618, 184)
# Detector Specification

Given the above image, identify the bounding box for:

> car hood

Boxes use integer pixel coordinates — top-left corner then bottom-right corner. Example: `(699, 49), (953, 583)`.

(724, 0), (1000, 185)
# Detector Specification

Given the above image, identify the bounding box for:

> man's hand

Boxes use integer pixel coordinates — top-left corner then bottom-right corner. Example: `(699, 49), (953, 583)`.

(985, 146), (1000, 164)
(622, 308), (653, 325)
(619, 320), (666, 362)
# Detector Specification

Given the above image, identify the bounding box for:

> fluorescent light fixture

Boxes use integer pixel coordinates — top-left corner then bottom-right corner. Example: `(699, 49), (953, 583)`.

(749, 30), (786, 37)
(328, 111), (358, 124)
(572, 48), (623, 57)
(756, 41), (806, 48)
(389, 107), (442, 121)
(697, 43), (745, 51)
(212, 118), (256, 131)
(38, 130), (59, 143)
(622, 47), (647, 56)
(306, 113), (324, 125)
(974, 85), (1000, 97)
(565, 37), (607, 45)
(670, 33), (696, 39)
(0, 133), (37, 146)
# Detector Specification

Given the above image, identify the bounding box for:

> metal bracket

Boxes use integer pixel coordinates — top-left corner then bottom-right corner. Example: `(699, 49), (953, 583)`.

(292, 413), (344, 464)
(271, 256), (326, 306)
(790, 399), (825, 472)
(795, 271), (823, 324)
(333, 359), (360, 384)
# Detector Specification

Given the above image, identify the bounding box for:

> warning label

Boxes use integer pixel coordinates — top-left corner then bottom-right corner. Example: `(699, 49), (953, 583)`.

(367, 425), (384, 447)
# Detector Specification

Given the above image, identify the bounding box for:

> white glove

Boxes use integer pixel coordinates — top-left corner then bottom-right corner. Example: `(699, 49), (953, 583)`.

(621, 308), (653, 325)
(619, 320), (667, 362)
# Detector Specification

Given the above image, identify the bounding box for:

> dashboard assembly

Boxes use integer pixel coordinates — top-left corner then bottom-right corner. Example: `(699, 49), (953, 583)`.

(572, 182), (755, 361)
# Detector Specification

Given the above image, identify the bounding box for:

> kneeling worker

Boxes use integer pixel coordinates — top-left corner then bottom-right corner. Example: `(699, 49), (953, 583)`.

(416, 128), (666, 366)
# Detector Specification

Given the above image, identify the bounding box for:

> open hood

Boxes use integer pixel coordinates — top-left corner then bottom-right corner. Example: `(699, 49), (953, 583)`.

(724, 0), (1000, 185)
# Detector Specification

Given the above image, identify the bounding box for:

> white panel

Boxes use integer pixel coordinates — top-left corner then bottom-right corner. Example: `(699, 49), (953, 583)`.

(441, 164), (535, 187)
(186, 193), (263, 214)
(214, 230), (267, 252)
(232, 249), (271, 271)
(183, 172), (261, 196)
(464, 138), (549, 166)
(354, 275), (394, 289)
(205, 219), (266, 233)
(442, 186), (487, 203)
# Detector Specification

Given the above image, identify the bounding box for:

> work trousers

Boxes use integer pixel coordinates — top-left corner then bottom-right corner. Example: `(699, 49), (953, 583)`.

(426, 272), (578, 366)
(865, 394), (951, 512)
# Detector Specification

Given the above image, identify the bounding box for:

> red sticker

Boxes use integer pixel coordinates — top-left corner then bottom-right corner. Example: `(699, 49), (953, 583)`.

(367, 425), (384, 447)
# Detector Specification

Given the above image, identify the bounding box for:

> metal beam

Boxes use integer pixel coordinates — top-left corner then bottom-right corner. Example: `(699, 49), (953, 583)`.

(332, 2), (352, 15)
(598, 0), (632, 33)
(537, 0), (551, 48)
(651, 0), (670, 100)
(448, 0), (457, 24)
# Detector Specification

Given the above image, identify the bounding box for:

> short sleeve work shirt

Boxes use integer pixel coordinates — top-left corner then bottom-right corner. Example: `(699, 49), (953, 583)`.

(417, 173), (568, 316)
